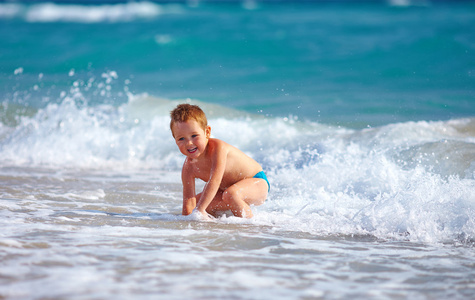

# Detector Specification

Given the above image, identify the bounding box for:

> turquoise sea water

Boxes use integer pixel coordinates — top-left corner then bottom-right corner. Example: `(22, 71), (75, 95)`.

(1, 0), (474, 126)
(1, 1), (475, 299)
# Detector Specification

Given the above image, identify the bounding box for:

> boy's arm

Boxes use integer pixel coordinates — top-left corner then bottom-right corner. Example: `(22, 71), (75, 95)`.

(196, 141), (227, 214)
(181, 161), (196, 215)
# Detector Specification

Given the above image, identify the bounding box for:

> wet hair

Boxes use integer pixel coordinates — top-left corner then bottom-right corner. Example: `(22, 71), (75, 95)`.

(170, 104), (208, 135)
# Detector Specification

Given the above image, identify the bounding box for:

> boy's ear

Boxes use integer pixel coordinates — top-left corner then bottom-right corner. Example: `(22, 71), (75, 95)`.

(205, 126), (211, 138)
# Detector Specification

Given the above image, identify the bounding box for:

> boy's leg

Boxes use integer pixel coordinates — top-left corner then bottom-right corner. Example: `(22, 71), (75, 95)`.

(205, 190), (248, 217)
(194, 190), (226, 217)
(204, 190), (227, 216)
(220, 178), (268, 218)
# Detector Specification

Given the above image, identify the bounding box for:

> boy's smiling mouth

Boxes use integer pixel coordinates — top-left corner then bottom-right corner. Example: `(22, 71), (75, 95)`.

(188, 147), (198, 154)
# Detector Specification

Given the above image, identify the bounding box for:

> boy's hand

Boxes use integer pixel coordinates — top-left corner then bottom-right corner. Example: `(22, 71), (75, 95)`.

(189, 208), (213, 221)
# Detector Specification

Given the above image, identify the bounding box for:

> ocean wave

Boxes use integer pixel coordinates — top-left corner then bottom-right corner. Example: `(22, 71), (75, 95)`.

(1, 94), (474, 174)
(1, 93), (475, 243)
(0, 1), (181, 23)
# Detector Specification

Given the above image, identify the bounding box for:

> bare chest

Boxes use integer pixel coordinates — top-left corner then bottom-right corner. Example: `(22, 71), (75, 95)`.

(190, 160), (212, 182)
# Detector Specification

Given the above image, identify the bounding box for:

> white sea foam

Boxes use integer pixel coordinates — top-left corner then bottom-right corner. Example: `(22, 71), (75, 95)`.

(387, 0), (431, 7)
(0, 2), (180, 23)
(27, 2), (162, 23)
(1, 93), (474, 244)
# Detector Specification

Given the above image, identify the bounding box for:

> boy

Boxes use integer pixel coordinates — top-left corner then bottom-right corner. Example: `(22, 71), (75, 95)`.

(170, 104), (269, 219)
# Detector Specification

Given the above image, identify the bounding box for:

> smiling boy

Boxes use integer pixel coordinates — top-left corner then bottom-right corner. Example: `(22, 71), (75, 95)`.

(170, 104), (269, 219)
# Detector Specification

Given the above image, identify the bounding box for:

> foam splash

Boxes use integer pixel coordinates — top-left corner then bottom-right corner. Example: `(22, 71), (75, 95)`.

(1, 91), (474, 178)
(260, 143), (475, 244)
(0, 96), (176, 169)
(1, 85), (475, 244)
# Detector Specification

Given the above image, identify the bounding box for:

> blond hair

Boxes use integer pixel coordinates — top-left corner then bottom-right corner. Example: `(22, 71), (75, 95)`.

(170, 104), (208, 134)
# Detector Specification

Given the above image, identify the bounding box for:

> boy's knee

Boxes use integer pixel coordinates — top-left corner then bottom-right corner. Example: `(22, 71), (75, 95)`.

(222, 187), (240, 204)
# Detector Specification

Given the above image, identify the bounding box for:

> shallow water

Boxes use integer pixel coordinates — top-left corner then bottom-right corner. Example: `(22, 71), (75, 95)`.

(1, 167), (475, 299)
(1, 95), (475, 299)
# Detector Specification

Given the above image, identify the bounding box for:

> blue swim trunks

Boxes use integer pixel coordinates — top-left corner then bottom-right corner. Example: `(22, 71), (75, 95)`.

(253, 171), (270, 192)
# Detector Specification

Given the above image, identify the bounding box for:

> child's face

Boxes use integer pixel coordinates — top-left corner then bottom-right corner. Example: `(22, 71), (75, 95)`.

(172, 120), (211, 160)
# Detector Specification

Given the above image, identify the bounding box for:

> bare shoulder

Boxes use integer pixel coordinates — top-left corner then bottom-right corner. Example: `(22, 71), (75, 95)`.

(208, 138), (228, 147)
(207, 138), (232, 154)
(209, 138), (255, 160)
(211, 139), (261, 170)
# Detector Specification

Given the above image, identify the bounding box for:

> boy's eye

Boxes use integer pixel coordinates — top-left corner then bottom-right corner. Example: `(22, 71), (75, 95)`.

(178, 137), (184, 141)
(192, 134), (198, 138)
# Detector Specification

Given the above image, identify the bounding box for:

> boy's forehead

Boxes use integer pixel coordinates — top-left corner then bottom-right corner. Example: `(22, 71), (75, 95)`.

(174, 119), (198, 127)
(172, 120), (204, 132)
